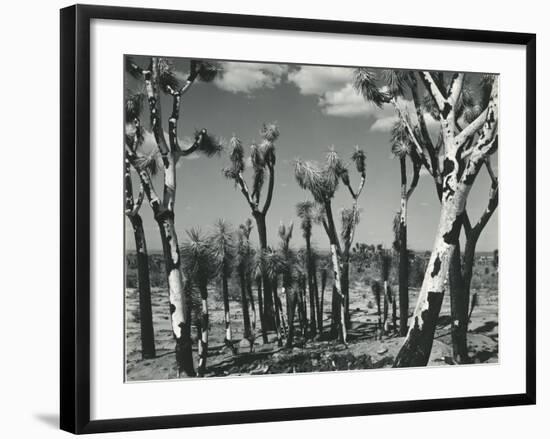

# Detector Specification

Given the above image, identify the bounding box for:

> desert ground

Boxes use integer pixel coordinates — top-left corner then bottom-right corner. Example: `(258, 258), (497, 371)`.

(126, 260), (498, 381)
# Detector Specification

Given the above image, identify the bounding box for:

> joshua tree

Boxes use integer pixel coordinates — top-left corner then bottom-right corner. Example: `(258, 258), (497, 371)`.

(294, 147), (366, 343)
(353, 68), (499, 365)
(180, 229), (218, 376)
(125, 56), (221, 376)
(223, 123), (280, 331)
(377, 249), (394, 335)
(396, 75), (498, 367)
(294, 150), (346, 342)
(210, 219), (236, 352)
(340, 147), (367, 327)
(390, 120), (422, 336)
(319, 266), (328, 332)
(371, 280), (383, 338)
(236, 219), (256, 347)
(296, 201), (318, 335)
(124, 133), (156, 360)
(258, 248), (285, 346)
(278, 222), (298, 348)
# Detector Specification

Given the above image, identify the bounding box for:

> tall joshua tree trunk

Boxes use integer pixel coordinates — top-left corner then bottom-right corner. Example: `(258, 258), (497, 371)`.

(452, 164), (498, 362)
(255, 213), (275, 331)
(222, 275), (233, 349)
(305, 235), (317, 336)
(256, 275), (269, 344)
(128, 215), (156, 359)
(125, 157), (155, 360)
(157, 211), (195, 376)
(312, 259), (322, 333)
(197, 289), (209, 377)
(394, 73), (498, 368)
(449, 244), (468, 363)
(320, 267), (327, 333)
(239, 268), (252, 341)
(395, 156), (420, 336)
(398, 157), (409, 336)
(325, 202), (347, 344)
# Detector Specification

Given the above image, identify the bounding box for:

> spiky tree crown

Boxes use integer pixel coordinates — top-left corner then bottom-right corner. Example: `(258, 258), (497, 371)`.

(378, 249), (392, 281)
(210, 219), (235, 278)
(190, 59), (220, 83)
(180, 228), (218, 289)
(296, 201), (315, 238)
(381, 69), (414, 99)
(294, 148), (347, 203)
(390, 119), (412, 158)
(223, 122), (279, 194)
(193, 129), (223, 157)
(353, 68), (390, 107)
(351, 147), (366, 174)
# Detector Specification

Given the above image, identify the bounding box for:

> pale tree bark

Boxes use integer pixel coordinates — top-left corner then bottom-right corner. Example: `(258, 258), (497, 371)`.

(197, 296), (209, 376)
(394, 75), (498, 367)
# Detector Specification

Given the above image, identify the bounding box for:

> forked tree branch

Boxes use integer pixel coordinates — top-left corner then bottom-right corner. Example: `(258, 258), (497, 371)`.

(420, 71), (447, 111)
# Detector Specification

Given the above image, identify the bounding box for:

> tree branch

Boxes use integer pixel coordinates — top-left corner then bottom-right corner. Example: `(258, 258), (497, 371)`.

(454, 107), (489, 148)
(448, 73), (465, 105)
(177, 129), (207, 158)
(392, 98), (434, 176)
(406, 161), (421, 200)
(420, 71), (447, 111)
(261, 163), (275, 215)
(235, 172), (257, 212)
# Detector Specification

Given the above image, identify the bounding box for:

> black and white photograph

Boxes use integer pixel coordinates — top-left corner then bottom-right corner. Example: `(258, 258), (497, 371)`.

(124, 55), (500, 381)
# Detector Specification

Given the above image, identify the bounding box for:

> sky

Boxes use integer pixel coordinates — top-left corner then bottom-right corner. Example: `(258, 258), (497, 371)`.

(125, 56), (498, 253)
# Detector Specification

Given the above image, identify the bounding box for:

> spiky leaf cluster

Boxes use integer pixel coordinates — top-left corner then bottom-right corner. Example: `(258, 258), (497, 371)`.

(381, 69), (414, 98)
(192, 60), (220, 83)
(294, 149), (348, 203)
(390, 119), (412, 158)
(125, 56), (142, 79)
(194, 129), (223, 157)
(296, 201), (315, 238)
(236, 219), (255, 277)
(351, 146), (366, 174)
(209, 219), (236, 279)
(158, 58), (180, 94)
(125, 92), (145, 122)
(353, 68), (390, 107)
(180, 228), (218, 291)
(223, 136), (245, 180)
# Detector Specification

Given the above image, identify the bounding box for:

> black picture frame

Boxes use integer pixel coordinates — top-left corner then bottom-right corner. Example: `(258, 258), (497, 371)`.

(60, 4), (536, 434)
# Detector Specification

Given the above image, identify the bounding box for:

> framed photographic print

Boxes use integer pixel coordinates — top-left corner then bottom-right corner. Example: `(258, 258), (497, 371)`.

(60, 4), (536, 434)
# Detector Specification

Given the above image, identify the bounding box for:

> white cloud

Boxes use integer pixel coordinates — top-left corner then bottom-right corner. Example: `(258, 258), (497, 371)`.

(370, 115), (399, 132)
(287, 66), (353, 95)
(319, 84), (396, 119)
(215, 62), (288, 94)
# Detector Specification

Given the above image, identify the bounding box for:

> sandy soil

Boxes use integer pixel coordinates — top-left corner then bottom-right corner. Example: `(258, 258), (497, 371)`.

(125, 282), (498, 381)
